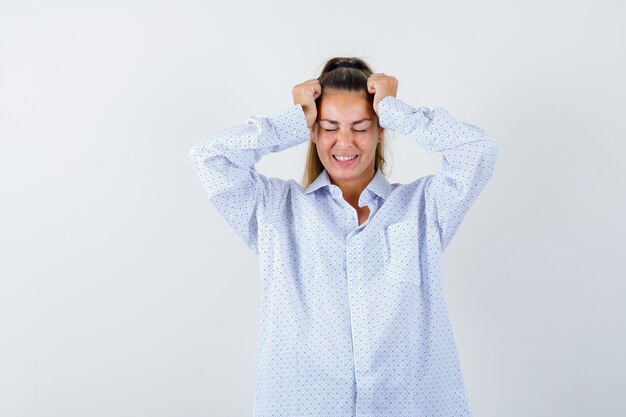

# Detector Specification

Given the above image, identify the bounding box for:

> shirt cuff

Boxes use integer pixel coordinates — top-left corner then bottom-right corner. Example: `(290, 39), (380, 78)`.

(266, 104), (311, 147)
(377, 95), (427, 136)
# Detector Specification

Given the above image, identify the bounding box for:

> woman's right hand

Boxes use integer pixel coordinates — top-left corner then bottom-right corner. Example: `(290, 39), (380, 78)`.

(292, 79), (321, 130)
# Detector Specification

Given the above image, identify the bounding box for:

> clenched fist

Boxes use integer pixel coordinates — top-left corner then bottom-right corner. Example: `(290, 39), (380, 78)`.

(292, 79), (321, 130)
(367, 73), (398, 114)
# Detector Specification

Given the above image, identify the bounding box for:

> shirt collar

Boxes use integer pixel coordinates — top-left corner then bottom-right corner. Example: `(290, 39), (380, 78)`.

(303, 167), (392, 200)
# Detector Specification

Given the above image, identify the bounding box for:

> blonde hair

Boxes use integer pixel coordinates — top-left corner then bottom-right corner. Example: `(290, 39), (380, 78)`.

(300, 57), (388, 189)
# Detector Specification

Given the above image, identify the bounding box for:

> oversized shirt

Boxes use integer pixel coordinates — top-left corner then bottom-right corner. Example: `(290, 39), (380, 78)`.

(187, 95), (498, 417)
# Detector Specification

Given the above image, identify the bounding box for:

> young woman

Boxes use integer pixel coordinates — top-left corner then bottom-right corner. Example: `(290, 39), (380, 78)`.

(188, 57), (498, 417)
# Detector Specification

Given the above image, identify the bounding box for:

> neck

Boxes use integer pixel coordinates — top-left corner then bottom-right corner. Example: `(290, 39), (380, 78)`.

(330, 166), (376, 206)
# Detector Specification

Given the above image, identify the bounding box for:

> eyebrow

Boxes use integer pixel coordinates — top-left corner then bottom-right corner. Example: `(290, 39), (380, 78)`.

(319, 118), (372, 125)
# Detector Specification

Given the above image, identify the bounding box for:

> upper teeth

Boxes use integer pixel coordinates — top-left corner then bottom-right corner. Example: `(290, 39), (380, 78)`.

(335, 155), (356, 161)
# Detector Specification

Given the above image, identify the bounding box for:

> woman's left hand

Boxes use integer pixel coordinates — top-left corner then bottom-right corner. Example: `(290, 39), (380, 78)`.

(367, 73), (398, 114)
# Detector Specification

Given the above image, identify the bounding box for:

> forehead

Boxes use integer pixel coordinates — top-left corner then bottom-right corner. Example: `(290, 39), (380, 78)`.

(318, 90), (374, 120)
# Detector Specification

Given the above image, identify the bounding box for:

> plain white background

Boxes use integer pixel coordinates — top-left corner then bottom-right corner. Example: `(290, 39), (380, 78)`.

(1, 1), (624, 416)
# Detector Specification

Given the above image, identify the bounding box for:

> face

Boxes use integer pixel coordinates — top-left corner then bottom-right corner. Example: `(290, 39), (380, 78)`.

(314, 89), (383, 188)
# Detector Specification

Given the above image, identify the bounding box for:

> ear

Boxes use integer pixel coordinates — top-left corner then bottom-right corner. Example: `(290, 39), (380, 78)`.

(379, 126), (385, 140)
(311, 122), (319, 143)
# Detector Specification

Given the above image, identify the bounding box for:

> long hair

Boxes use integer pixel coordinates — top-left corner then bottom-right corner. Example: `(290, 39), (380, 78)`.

(300, 57), (388, 188)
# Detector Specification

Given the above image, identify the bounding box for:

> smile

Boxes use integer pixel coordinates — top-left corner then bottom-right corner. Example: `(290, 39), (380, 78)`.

(332, 154), (358, 166)
(333, 155), (357, 161)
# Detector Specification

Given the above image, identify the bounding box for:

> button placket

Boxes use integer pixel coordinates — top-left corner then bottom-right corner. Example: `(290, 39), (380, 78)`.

(380, 228), (390, 262)
(346, 235), (368, 375)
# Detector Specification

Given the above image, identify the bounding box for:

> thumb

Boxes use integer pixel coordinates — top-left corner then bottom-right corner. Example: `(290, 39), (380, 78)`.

(367, 80), (376, 95)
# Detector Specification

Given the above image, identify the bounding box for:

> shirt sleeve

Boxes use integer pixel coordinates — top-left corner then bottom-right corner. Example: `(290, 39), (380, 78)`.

(377, 95), (499, 252)
(187, 104), (310, 254)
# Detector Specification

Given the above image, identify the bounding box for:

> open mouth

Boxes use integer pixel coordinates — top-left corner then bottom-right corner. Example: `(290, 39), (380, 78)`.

(333, 154), (358, 161)
(332, 154), (358, 166)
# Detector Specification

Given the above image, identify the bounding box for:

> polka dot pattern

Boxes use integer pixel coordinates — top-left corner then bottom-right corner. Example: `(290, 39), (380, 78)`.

(188, 95), (498, 416)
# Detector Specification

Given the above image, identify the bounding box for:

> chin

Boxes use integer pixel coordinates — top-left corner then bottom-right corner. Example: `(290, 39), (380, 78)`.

(322, 155), (375, 182)
(328, 167), (364, 180)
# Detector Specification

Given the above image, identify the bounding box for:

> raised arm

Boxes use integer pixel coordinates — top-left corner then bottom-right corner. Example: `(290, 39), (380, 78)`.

(375, 91), (498, 251)
(187, 103), (310, 254)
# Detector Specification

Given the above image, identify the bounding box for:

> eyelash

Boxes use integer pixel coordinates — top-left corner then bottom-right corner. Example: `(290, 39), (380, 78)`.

(323, 128), (368, 133)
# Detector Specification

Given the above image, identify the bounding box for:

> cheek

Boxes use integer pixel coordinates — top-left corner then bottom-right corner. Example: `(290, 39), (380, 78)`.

(358, 134), (380, 151)
(316, 136), (335, 152)
(315, 138), (330, 151)
(315, 142), (332, 160)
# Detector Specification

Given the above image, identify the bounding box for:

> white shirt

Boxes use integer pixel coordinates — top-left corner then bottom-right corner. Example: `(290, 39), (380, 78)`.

(188, 95), (498, 416)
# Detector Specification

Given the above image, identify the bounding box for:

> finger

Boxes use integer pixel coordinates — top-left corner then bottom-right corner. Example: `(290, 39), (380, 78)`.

(367, 80), (376, 94)
(311, 85), (321, 99)
(306, 79), (321, 92)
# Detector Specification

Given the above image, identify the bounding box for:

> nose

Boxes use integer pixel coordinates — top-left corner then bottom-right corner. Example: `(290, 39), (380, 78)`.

(337, 129), (354, 145)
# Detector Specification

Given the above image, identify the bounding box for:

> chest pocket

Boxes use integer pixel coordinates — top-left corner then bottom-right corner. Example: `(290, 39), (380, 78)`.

(379, 220), (421, 286)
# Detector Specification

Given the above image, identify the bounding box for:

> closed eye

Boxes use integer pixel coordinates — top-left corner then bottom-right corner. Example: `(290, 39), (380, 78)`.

(321, 127), (369, 132)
